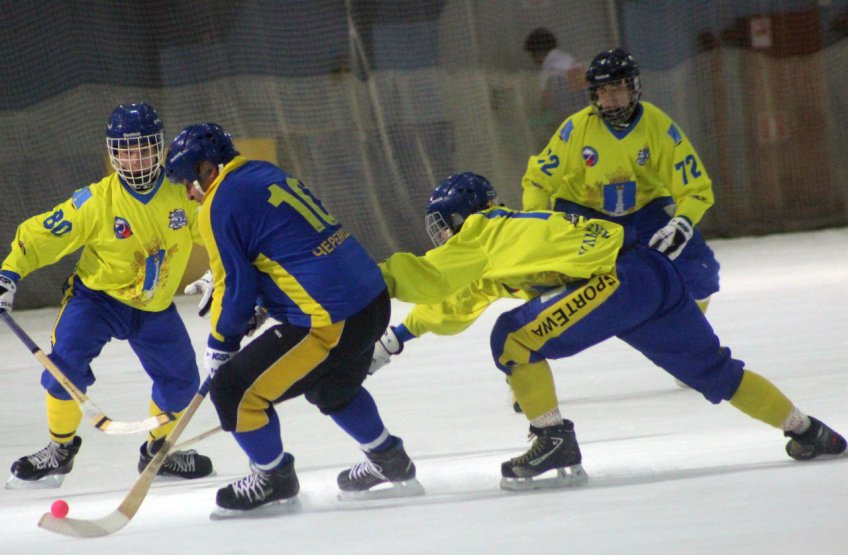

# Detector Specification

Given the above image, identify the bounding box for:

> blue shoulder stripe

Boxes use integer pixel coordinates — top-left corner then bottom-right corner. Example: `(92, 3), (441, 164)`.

(559, 120), (574, 142)
(484, 208), (552, 221)
(72, 187), (92, 209)
(667, 123), (682, 145)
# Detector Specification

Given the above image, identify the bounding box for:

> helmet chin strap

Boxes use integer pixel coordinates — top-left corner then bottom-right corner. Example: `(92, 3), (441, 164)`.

(191, 164), (225, 200)
(191, 180), (205, 200)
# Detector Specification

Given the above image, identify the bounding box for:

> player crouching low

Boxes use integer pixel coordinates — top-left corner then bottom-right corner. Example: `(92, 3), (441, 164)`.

(164, 123), (423, 519)
(372, 172), (846, 492)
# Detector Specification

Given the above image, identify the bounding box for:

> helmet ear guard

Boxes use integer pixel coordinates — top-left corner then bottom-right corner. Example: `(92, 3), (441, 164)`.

(424, 172), (498, 246)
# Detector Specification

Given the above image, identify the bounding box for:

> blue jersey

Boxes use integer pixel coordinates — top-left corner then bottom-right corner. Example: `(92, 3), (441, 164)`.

(199, 157), (385, 350)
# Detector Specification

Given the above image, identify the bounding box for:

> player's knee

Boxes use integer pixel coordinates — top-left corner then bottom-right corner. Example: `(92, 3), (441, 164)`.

(210, 363), (244, 405)
(490, 313), (521, 372)
(305, 384), (358, 415)
(43, 380), (74, 401)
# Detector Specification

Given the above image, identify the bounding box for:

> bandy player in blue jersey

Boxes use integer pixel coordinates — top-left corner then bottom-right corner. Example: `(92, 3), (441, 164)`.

(165, 123), (422, 518)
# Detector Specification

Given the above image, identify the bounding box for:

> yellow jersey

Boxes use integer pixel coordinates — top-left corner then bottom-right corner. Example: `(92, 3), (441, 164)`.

(522, 102), (714, 225)
(2, 174), (201, 311)
(380, 208), (624, 308)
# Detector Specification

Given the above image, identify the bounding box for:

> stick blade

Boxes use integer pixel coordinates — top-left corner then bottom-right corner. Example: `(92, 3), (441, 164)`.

(38, 510), (130, 538)
(98, 413), (176, 435)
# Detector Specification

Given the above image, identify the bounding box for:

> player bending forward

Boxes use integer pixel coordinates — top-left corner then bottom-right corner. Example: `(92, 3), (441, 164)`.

(164, 123), (422, 518)
(374, 172), (845, 490)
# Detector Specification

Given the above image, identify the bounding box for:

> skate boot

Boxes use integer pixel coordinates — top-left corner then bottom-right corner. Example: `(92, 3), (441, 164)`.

(212, 454), (300, 519)
(337, 438), (424, 500)
(138, 437), (213, 479)
(6, 436), (82, 490)
(500, 421), (588, 491)
(785, 417), (847, 461)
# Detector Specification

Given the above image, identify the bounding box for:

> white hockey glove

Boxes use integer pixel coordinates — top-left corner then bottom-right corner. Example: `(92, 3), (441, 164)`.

(648, 216), (694, 260)
(184, 269), (213, 317)
(0, 275), (17, 313)
(244, 305), (268, 337)
(369, 327), (404, 375)
(204, 347), (234, 378)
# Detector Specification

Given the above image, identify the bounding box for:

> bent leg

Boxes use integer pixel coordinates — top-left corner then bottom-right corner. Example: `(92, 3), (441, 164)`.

(130, 304), (199, 414)
(44, 290), (123, 441)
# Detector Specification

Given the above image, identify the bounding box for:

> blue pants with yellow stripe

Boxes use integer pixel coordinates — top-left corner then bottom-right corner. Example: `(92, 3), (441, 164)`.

(43, 277), (200, 412)
(490, 245), (743, 404)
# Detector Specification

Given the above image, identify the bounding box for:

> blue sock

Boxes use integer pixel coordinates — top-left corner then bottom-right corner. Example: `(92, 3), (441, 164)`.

(330, 387), (395, 451)
(233, 409), (284, 467)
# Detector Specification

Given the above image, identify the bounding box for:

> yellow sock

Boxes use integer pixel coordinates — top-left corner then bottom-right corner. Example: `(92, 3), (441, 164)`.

(508, 360), (558, 421)
(146, 399), (184, 444)
(729, 370), (793, 428)
(46, 392), (82, 444)
(696, 297), (711, 313)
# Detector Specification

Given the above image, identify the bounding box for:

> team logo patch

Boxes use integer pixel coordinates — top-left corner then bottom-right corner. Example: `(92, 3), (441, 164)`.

(168, 208), (188, 230)
(582, 146), (599, 167)
(114, 217), (133, 239)
(636, 147), (650, 166)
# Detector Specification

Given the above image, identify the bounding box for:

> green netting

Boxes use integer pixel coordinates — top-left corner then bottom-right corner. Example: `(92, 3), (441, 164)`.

(2, 0), (847, 309)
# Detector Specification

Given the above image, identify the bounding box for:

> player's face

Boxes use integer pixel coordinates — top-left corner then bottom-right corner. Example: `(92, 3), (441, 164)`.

(115, 144), (158, 175)
(595, 81), (631, 111)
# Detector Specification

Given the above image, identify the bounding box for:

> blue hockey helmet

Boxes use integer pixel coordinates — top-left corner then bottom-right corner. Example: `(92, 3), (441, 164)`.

(585, 48), (642, 127)
(164, 123), (239, 185)
(106, 103), (164, 192)
(425, 172), (498, 246)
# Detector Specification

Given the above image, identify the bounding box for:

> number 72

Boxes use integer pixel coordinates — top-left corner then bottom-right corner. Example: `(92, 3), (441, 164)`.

(674, 154), (701, 185)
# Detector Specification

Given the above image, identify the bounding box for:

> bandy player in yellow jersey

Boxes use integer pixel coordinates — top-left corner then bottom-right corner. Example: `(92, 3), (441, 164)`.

(372, 50), (722, 408)
(0, 103), (213, 489)
(373, 172), (845, 490)
(522, 48), (719, 314)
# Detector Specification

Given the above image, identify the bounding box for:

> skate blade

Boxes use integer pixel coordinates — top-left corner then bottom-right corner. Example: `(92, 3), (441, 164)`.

(337, 478), (425, 501)
(5, 473), (65, 490)
(210, 497), (300, 520)
(500, 464), (588, 492)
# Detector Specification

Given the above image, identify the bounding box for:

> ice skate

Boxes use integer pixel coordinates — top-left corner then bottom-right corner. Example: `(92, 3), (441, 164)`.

(211, 454), (300, 520)
(138, 437), (214, 479)
(785, 417), (847, 461)
(337, 439), (424, 500)
(6, 436), (82, 490)
(500, 421), (588, 491)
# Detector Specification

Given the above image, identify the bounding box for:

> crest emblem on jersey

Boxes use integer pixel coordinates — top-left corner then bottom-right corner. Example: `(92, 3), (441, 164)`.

(582, 146), (599, 167)
(114, 217), (133, 239)
(168, 208), (188, 230)
(636, 147), (650, 166)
